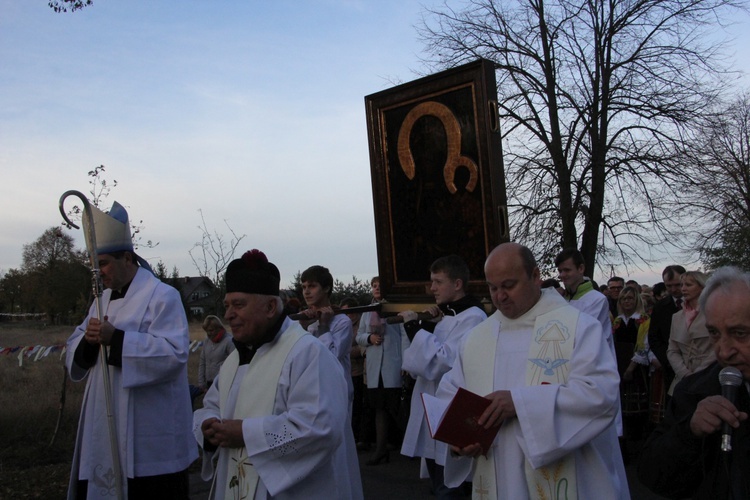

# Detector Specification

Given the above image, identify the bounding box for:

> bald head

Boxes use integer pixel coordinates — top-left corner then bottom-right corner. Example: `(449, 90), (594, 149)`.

(485, 243), (541, 319)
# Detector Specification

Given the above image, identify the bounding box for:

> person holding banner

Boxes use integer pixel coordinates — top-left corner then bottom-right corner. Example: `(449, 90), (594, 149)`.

(65, 201), (197, 499)
(297, 264), (354, 407)
(398, 254), (486, 498)
(436, 243), (628, 499)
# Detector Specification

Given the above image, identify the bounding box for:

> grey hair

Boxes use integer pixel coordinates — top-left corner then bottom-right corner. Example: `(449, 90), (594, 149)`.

(699, 266), (750, 310)
(254, 294), (284, 313)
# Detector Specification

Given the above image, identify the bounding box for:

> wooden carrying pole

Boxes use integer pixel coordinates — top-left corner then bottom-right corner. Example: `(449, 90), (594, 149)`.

(287, 302), (382, 321)
(60, 190), (124, 500)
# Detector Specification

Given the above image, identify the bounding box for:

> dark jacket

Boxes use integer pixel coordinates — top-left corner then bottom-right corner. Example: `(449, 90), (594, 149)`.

(648, 296), (680, 383)
(638, 362), (750, 499)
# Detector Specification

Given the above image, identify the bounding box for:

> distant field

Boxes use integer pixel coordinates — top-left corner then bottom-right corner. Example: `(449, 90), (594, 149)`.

(0, 320), (207, 498)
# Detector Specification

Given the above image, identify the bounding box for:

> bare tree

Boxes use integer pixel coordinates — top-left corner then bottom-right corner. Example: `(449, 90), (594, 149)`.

(188, 209), (246, 288)
(682, 92), (750, 269)
(48, 0), (93, 13)
(418, 0), (744, 276)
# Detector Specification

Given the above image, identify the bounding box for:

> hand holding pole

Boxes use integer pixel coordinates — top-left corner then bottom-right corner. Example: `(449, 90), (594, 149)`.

(60, 190), (124, 500)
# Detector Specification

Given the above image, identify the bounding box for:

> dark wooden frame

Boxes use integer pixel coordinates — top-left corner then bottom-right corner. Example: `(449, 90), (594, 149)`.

(365, 58), (509, 303)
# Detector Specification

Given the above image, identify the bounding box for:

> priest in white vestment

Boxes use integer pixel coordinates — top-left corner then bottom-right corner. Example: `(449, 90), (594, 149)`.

(437, 243), (629, 499)
(66, 201), (197, 499)
(193, 249), (363, 500)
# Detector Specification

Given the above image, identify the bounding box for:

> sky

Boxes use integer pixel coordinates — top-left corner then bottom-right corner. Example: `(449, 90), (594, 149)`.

(1, 1), (749, 290)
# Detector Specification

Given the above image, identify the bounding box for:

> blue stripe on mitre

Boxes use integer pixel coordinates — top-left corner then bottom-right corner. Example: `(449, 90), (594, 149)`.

(108, 201), (129, 224)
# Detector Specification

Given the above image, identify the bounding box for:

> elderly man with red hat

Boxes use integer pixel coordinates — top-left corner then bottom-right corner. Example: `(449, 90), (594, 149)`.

(193, 249), (362, 500)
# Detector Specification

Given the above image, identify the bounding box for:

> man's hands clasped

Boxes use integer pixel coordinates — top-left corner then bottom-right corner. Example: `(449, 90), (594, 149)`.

(201, 418), (245, 448)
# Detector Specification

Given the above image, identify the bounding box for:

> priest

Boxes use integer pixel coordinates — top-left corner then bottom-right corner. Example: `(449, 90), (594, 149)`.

(193, 249), (362, 499)
(66, 201), (197, 499)
(437, 243), (628, 499)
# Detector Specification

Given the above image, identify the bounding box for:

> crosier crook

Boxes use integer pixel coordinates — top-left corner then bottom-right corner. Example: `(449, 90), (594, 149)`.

(60, 190), (124, 500)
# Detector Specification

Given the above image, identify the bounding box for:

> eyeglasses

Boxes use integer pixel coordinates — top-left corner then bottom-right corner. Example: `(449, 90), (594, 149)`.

(609, 285), (624, 290)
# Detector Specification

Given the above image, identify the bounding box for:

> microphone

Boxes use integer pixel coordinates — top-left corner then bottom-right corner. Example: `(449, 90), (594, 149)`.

(719, 366), (743, 453)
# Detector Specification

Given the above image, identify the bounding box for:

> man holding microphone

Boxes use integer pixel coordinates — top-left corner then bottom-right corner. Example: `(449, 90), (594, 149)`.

(639, 266), (750, 499)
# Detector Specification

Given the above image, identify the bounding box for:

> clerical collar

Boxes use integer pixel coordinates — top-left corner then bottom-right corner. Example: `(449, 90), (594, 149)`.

(232, 313), (287, 366)
(439, 295), (483, 316)
(233, 341), (255, 366)
(110, 280), (132, 301)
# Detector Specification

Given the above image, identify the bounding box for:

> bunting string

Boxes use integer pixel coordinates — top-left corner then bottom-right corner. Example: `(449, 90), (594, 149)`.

(0, 341), (205, 367)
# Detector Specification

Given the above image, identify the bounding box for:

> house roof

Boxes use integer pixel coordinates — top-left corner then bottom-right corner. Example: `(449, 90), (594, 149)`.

(178, 276), (215, 301)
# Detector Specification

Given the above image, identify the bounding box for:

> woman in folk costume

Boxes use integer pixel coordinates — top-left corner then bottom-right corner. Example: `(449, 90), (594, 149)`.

(612, 286), (652, 448)
(65, 201), (197, 499)
(667, 271), (715, 394)
(612, 285), (647, 345)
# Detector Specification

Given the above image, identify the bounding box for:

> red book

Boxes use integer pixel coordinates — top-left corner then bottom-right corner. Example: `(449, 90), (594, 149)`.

(421, 387), (501, 452)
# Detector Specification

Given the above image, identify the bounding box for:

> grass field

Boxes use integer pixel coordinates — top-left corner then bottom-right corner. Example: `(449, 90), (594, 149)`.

(0, 320), (207, 498)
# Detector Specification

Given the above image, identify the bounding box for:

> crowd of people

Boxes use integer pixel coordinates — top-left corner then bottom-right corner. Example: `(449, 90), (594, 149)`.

(64, 199), (750, 499)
